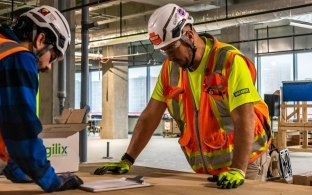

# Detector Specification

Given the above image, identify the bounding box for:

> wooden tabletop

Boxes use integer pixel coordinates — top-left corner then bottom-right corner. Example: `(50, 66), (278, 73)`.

(0, 163), (311, 195)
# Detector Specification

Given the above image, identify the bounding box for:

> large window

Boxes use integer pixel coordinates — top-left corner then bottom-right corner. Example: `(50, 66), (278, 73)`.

(75, 72), (81, 109)
(297, 52), (312, 80)
(90, 71), (102, 114)
(297, 52), (312, 115)
(74, 71), (102, 114)
(260, 54), (293, 97)
(75, 65), (159, 116)
(128, 65), (162, 115)
(128, 67), (147, 114)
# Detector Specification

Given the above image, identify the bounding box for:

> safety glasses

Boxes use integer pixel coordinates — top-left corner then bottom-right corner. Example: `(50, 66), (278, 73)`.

(49, 46), (61, 64)
(160, 40), (181, 55)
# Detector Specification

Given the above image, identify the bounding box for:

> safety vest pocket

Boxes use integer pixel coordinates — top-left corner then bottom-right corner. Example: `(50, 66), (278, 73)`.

(202, 131), (227, 150)
(178, 127), (191, 147)
(199, 94), (228, 150)
(203, 72), (227, 101)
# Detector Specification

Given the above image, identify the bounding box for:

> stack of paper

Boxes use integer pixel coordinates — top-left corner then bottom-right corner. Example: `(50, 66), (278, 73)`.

(80, 177), (151, 192)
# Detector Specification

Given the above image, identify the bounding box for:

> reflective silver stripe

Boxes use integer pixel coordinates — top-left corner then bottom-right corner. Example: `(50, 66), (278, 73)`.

(184, 138), (269, 171)
(170, 63), (184, 131)
(186, 154), (204, 169)
(221, 117), (234, 132)
(172, 101), (184, 130)
(0, 41), (20, 55)
(252, 133), (268, 152)
(185, 150), (233, 170)
(215, 100), (230, 117)
(205, 152), (232, 168)
(215, 101), (233, 131)
(214, 46), (235, 74)
(211, 46), (236, 131)
(170, 63), (179, 86)
(186, 137), (268, 171)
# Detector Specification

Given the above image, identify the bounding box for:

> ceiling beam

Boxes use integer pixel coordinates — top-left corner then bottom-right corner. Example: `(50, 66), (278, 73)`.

(75, 0), (130, 14)
(0, 0), (36, 16)
(127, 0), (220, 7)
(76, 9), (154, 29)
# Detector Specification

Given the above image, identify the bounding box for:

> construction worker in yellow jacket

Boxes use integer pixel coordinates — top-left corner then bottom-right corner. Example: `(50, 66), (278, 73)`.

(94, 3), (272, 189)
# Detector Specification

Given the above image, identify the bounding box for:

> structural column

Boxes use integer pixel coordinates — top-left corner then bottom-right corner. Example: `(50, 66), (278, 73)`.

(39, 0), (57, 124)
(221, 24), (255, 61)
(100, 44), (128, 139)
(39, 0), (76, 123)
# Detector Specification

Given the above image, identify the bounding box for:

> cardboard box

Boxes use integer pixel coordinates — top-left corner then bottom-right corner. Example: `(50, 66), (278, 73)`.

(293, 172), (312, 186)
(39, 108), (87, 173)
(172, 120), (181, 135)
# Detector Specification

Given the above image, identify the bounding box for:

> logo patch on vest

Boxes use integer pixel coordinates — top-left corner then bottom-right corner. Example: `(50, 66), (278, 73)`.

(234, 88), (250, 97)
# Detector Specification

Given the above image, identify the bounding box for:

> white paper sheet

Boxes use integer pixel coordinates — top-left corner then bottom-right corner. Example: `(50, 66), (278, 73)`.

(80, 177), (151, 192)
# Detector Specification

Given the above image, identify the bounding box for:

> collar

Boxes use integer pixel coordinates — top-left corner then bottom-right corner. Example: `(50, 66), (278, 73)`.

(0, 24), (21, 43)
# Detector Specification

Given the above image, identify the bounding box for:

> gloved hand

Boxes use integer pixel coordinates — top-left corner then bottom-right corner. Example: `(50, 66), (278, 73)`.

(57, 172), (83, 191)
(207, 175), (218, 182)
(216, 168), (245, 189)
(94, 160), (131, 175)
(94, 153), (134, 175)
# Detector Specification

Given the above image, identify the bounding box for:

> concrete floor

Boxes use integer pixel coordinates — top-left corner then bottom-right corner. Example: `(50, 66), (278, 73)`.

(87, 134), (312, 175)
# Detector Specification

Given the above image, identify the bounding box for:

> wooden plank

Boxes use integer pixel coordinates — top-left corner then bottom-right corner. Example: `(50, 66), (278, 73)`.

(288, 146), (312, 152)
(1, 165), (312, 195)
(277, 128), (287, 149)
(303, 131), (309, 148)
(279, 126), (308, 131)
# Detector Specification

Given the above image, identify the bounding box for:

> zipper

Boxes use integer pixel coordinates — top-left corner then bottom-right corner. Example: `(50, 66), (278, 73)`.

(186, 72), (209, 174)
(182, 35), (217, 174)
(194, 110), (209, 173)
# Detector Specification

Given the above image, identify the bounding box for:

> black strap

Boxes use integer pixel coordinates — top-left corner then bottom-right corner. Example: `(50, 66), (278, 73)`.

(121, 153), (135, 164)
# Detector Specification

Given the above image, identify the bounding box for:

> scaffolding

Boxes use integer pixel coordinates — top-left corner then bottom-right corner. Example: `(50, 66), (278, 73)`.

(277, 81), (312, 152)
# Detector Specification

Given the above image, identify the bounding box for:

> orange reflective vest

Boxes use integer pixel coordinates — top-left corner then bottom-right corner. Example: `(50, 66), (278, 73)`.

(161, 34), (271, 175)
(0, 35), (29, 163)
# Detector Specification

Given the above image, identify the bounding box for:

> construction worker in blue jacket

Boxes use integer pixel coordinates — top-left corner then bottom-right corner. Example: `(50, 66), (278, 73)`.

(0, 5), (83, 192)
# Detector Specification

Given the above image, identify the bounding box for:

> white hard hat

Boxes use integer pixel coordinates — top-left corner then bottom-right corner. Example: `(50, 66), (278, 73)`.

(148, 4), (194, 50)
(22, 5), (71, 60)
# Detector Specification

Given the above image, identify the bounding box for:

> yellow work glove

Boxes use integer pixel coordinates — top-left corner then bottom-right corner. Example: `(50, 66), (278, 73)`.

(216, 168), (245, 189)
(94, 153), (134, 175)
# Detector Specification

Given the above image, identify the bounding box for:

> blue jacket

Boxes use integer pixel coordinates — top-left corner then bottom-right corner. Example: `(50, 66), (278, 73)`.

(0, 25), (61, 192)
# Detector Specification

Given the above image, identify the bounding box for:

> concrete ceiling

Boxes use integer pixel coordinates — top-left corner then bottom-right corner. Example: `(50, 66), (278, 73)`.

(0, 0), (36, 23)
(1, 0), (312, 50)
(75, 0), (312, 49)
(74, 0), (226, 38)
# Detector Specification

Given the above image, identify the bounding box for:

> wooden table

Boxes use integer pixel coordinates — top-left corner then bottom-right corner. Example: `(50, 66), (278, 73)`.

(0, 163), (311, 194)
